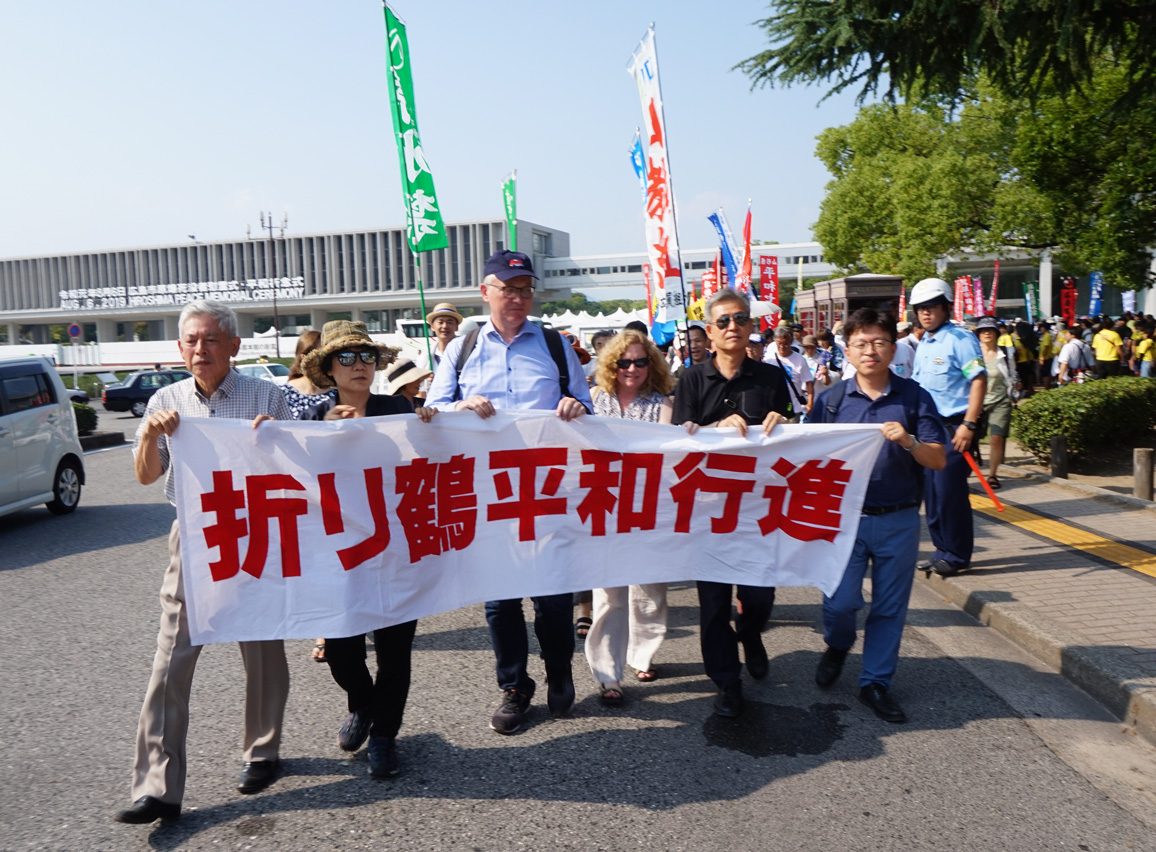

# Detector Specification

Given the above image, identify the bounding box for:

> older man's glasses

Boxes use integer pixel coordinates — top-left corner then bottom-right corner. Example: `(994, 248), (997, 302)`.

(335, 350), (378, 366)
(616, 357), (649, 369)
(713, 313), (751, 330)
(490, 284), (535, 301)
(847, 339), (894, 353)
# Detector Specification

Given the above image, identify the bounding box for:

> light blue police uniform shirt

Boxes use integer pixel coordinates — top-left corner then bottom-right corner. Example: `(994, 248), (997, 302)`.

(912, 323), (985, 417)
(426, 319), (593, 412)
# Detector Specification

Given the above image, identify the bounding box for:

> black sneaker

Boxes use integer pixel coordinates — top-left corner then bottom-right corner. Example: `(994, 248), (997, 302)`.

(338, 708), (372, 752)
(713, 682), (744, 718)
(490, 688), (531, 735)
(546, 665), (576, 718)
(367, 736), (399, 778)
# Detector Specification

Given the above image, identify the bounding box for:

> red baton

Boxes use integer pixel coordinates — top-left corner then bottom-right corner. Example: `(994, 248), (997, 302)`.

(964, 450), (1004, 511)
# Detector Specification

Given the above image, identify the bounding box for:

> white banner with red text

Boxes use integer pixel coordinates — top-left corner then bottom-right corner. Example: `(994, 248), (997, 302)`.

(171, 412), (885, 645)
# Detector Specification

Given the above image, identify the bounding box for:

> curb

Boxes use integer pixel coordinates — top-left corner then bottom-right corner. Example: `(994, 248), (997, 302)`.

(917, 571), (1156, 747)
(80, 431), (126, 451)
(1005, 468), (1156, 514)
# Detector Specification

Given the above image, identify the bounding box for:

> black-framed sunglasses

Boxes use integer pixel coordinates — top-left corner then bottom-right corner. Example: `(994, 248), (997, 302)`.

(334, 350), (378, 366)
(616, 357), (650, 369)
(713, 313), (751, 330)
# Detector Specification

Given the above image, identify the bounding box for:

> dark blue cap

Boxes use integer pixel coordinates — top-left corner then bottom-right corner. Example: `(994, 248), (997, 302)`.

(483, 249), (538, 281)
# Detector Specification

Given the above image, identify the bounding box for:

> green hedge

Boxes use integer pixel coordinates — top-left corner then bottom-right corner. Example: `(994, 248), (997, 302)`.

(72, 402), (98, 436)
(1011, 377), (1156, 461)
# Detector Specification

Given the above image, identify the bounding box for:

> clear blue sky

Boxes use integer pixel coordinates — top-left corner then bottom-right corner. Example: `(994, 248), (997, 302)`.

(0, 1), (868, 261)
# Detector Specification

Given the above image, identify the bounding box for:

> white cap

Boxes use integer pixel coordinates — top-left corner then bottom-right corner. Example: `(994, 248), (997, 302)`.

(909, 278), (954, 307)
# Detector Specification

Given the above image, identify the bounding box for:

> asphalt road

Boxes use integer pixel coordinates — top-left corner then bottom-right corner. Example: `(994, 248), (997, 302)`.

(3, 422), (1156, 851)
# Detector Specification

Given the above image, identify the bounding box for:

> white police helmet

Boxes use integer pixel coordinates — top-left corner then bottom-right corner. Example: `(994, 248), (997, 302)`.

(909, 277), (954, 307)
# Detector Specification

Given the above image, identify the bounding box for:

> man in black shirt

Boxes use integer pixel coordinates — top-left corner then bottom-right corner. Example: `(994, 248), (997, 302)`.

(673, 290), (791, 718)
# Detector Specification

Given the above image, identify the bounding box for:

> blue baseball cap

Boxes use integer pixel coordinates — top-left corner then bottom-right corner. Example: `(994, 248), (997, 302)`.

(483, 250), (538, 281)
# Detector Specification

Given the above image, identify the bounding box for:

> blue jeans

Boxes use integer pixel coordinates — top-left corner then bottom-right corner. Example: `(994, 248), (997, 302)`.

(485, 594), (575, 694)
(1142, 361), (1153, 378)
(822, 508), (920, 689)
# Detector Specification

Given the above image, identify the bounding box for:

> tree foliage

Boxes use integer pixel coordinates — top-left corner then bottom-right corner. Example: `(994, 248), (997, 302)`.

(735, 0), (1156, 109)
(813, 67), (1156, 289)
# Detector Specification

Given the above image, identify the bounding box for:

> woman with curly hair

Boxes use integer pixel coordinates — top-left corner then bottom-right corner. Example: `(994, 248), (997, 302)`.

(585, 329), (674, 705)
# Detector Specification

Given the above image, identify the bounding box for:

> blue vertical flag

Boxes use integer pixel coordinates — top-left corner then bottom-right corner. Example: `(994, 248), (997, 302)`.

(1089, 271), (1104, 316)
(707, 208), (740, 287)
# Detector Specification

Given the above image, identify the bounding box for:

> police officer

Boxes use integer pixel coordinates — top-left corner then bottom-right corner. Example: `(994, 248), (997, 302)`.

(909, 278), (987, 577)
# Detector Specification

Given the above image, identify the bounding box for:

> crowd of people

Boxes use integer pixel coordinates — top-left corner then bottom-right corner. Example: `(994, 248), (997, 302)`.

(114, 248), (1142, 825)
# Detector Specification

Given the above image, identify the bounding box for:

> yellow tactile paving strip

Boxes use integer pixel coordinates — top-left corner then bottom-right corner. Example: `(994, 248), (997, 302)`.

(970, 493), (1156, 579)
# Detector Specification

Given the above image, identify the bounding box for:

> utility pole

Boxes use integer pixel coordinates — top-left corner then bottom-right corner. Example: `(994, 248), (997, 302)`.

(248, 212), (288, 357)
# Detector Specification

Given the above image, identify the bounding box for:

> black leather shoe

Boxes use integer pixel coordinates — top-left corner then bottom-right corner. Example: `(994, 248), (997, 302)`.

(114, 796), (181, 824)
(713, 682), (744, 718)
(930, 559), (967, 577)
(546, 665), (576, 718)
(859, 683), (907, 723)
(338, 708), (372, 752)
(367, 736), (400, 778)
(742, 635), (769, 680)
(815, 645), (849, 689)
(916, 559), (934, 571)
(237, 759), (280, 794)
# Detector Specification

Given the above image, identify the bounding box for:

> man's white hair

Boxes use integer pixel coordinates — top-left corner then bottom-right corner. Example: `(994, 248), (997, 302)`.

(178, 300), (239, 338)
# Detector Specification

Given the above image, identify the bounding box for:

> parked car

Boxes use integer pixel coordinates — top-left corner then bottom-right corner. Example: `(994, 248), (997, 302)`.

(102, 370), (191, 417)
(236, 362), (290, 385)
(65, 387), (89, 404)
(0, 356), (86, 518)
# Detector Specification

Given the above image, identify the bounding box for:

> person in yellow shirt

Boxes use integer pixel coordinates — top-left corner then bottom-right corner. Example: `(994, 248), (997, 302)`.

(1037, 321), (1055, 390)
(1134, 326), (1154, 378)
(1092, 320), (1124, 379)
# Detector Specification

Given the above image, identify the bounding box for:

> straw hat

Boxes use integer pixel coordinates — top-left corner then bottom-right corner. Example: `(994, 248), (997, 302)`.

(425, 302), (464, 325)
(384, 358), (433, 396)
(301, 320), (399, 390)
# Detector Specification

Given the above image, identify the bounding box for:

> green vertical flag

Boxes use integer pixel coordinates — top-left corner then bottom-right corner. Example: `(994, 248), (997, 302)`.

(502, 170), (517, 251)
(383, 3), (447, 254)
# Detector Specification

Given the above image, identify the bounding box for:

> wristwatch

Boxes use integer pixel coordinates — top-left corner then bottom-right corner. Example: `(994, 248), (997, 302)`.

(904, 434), (922, 452)
(961, 420), (978, 431)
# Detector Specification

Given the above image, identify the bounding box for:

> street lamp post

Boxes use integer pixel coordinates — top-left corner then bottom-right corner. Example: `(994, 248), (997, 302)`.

(248, 212), (288, 358)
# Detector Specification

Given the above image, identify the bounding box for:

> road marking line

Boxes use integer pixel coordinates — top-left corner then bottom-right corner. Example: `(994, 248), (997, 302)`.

(971, 493), (1156, 579)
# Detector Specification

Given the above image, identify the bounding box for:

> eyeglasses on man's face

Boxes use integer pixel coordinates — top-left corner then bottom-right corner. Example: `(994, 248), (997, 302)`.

(847, 339), (894, 352)
(712, 312), (751, 330)
(334, 350), (378, 366)
(616, 357), (649, 370)
(489, 284), (535, 301)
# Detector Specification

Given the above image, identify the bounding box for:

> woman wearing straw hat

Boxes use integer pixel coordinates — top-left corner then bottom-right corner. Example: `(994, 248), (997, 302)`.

(299, 320), (436, 778)
(383, 358), (433, 409)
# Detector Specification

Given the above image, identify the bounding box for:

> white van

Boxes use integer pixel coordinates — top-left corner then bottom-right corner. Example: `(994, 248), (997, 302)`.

(0, 356), (86, 518)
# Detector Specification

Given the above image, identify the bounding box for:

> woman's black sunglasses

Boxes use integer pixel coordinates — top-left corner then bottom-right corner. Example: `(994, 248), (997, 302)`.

(335, 350), (378, 366)
(616, 357), (650, 369)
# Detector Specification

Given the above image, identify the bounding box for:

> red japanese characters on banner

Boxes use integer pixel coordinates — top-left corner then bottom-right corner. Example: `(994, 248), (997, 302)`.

(172, 413), (884, 645)
(1060, 276), (1079, 327)
(701, 268), (718, 300)
(758, 256), (780, 329)
(989, 260), (1000, 315)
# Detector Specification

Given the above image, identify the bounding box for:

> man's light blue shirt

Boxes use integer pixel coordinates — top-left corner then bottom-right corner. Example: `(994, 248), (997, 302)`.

(912, 322), (985, 417)
(426, 319), (593, 412)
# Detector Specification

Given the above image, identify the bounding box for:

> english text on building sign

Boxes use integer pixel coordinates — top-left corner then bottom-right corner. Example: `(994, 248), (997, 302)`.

(59, 277), (306, 311)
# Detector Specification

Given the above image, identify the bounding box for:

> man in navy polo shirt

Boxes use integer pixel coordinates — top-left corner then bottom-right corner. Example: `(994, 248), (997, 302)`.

(809, 308), (948, 723)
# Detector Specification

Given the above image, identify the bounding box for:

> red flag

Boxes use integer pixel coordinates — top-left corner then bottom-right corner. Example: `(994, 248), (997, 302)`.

(737, 204), (752, 293)
(989, 260), (1000, 315)
(898, 285), (906, 321)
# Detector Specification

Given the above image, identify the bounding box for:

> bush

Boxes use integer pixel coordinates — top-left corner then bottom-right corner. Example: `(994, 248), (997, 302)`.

(1011, 377), (1156, 461)
(72, 402), (97, 436)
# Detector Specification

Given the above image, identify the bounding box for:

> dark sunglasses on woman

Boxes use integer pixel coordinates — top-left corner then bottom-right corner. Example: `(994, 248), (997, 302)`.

(616, 357), (650, 369)
(335, 350), (378, 366)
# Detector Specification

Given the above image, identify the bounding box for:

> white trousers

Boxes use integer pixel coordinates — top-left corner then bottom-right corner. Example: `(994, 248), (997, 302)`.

(585, 584), (668, 687)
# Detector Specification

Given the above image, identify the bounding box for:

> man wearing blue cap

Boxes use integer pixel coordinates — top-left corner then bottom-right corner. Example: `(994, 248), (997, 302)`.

(427, 250), (592, 734)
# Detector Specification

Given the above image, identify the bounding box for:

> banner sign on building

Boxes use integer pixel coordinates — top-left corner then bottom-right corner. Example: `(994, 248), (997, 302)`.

(171, 413), (885, 645)
(627, 26), (686, 323)
(1089, 271), (1104, 317)
(1024, 280), (1039, 323)
(501, 171), (517, 252)
(989, 260), (1000, 315)
(59, 277), (307, 311)
(383, 4), (448, 254)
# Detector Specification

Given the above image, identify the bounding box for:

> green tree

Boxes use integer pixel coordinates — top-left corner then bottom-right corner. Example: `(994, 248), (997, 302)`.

(735, 0), (1156, 109)
(812, 69), (1156, 289)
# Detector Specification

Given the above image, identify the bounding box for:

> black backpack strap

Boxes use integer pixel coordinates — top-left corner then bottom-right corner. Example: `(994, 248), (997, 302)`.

(823, 380), (848, 419)
(543, 327), (590, 412)
(452, 327), (481, 403)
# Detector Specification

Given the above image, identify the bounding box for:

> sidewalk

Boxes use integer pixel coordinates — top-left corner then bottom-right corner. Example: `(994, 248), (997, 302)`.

(917, 469), (1156, 744)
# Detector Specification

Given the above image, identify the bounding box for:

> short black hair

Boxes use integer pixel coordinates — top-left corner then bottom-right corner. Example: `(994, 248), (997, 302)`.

(591, 329), (615, 346)
(624, 320), (648, 335)
(842, 307), (897, 343)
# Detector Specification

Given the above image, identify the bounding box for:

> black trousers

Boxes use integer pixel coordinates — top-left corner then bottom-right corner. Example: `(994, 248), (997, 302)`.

(696, 581), (775, 689)
(325, 620), (418, 740)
